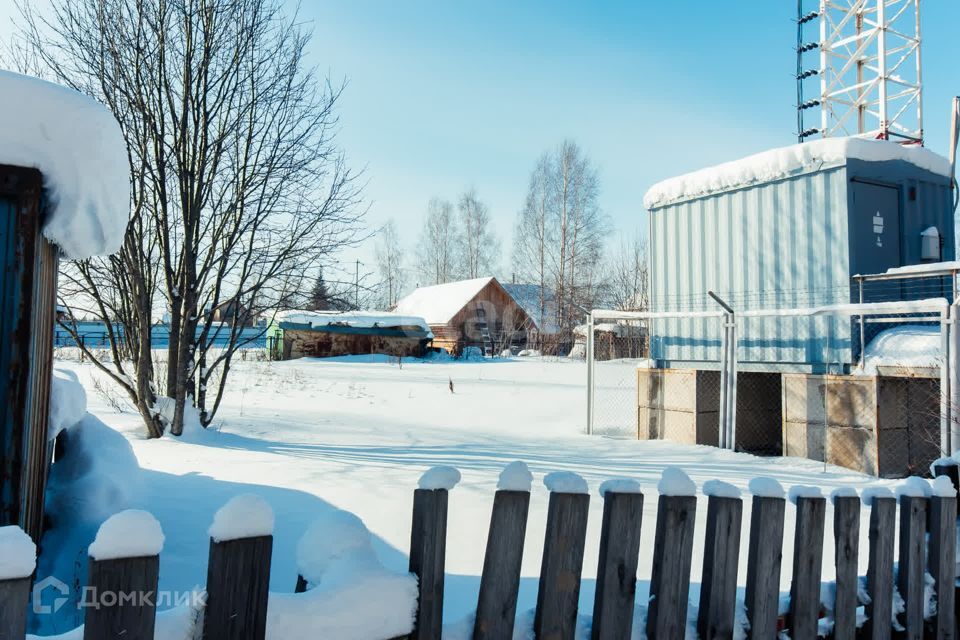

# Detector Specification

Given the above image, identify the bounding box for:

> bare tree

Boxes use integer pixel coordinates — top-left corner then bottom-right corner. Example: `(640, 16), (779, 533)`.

(605, 231), (649, 311)
(457, 188), (499, 279)
(16, 0), (363, 437)
(513, 140), (608, 332)
(415, 197), (459, 285)
(375, 219), (406, 308)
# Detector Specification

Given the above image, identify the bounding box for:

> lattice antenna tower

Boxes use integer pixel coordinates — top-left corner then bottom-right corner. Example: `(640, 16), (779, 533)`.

(796, 0), (923, 144)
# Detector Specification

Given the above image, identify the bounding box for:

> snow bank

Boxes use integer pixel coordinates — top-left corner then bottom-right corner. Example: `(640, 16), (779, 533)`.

(88, 510), (164, 560)
(599, 478), (642, 497)
(931, 475), (956, 498)
(418, 466), (461, 490)
(703, 479), (741, 499)
(497, 461), (533, 492)
(749, 477), (785, 499)
(0, 71), (129, 259)
(296, 510), (374, 585)
(861, 487), (895, 505)
(643, 136), (952, 209)
(275, 310), (431, 334)
(788, 485), (823, 504)
(208, 494), (275, 542)
(48, 368), (88, 442)
(543, 471), (589, 494)
(0, 526), (36, 579)
(657, 467), (696, 496)
(859, 325), (941, 374)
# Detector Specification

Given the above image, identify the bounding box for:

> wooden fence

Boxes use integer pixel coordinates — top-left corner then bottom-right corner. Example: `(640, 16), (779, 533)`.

(3, 467), (960, 640)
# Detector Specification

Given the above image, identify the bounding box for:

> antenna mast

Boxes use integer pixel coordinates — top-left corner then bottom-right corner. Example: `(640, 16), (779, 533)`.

(796, 0), (923, 145)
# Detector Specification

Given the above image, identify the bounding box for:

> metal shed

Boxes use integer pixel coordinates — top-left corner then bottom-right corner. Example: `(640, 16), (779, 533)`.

(645, 138), (955, 373)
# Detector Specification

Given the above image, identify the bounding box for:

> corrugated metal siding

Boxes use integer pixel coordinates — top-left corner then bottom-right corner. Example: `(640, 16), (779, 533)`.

(649, 167), (853, 369)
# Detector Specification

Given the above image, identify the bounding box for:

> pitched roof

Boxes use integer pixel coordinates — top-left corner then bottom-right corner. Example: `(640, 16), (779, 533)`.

(393, 277), (495, 324)
(501, 283), (561, 334)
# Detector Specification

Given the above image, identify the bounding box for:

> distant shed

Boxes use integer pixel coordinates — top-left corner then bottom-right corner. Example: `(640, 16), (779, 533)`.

(267, 311), (432, 360)
(394, 277), (533, 356)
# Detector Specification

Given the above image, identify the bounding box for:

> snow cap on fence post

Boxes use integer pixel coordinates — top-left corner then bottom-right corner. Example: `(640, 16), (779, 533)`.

(748, 476), (785, 499)
(931, 475), (957, 497)
(860, 486), (895, 505)
(88, 510), (164, 560)
(657, 466), (696, 496)
(497, 461), (533, 492)
(702, 479), (741, 499)
(895, 476), (933, 499)
(418, 465), (461, 490)
(543, 471), (589, 494)
(829, 487), (859, 504)
(0, 526), (36, 579)
(598, 478), (642, 497)
(208, 494), (275, 542)
(787, 485), (824, 505)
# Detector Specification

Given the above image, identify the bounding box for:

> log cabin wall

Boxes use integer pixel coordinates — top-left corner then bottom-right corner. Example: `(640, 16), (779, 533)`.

(430, 280), (533, 356)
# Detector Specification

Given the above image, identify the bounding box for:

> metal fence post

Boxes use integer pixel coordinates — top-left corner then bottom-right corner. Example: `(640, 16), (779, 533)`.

(940, 308), (951, 455)
(718, 314), (729, 450)
(586, 311), (594, 436)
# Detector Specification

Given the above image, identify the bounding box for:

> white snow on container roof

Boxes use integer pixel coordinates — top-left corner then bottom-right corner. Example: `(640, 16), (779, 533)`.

(393, 277), (495, 324)
(643, 137), (952, 210)
(274, 310), (431, 334)
(0, 70), (130, 259)
(859, 324), (941, 375)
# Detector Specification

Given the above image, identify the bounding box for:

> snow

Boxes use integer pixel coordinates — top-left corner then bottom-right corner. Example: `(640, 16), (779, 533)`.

(896, 476), (933, 499)
(788, 485), (823, 504)
(393, 277), (495, 324)
(884, 260), (960, 276)
(598, 478), (642, 497)
(931, 475), (957, 498)
(703, 479), (741, 499)
(208, 494), (275, 542)
(643, 136), (953, 209)
(930, 457), (959, 475)
(48, 368), (88, 441)
(830, 487), (859, 504)
(861, 487), (895, 505)
(859, 325), (941, 374)
(0, 526), (36, 579)
(497, 461), (533, 492)
(296, 509), (373, 585)
(88, 509), (164, 560)
(749, 477), (785, 498)
(418, 465), (462, 490)
(543, 471), (589, 494)
(657, 467), (696, 496)
(274, 310), (431, 334)
(0, 70), (129, 259)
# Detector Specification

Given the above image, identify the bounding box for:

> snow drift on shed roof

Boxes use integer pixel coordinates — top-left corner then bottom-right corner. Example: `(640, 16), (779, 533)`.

(643, 136), (953, 210)
(0, 71), (130, 259)
(393, 277), (495, 324)
(274, 310), (431, 333)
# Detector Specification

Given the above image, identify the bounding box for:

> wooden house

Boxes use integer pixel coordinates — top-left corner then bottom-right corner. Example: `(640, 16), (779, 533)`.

(267, 311), (433, 360)
(393, 277), (534, 356)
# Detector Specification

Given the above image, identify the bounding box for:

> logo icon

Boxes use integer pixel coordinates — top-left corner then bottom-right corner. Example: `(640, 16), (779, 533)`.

(32, 576), (70, 614)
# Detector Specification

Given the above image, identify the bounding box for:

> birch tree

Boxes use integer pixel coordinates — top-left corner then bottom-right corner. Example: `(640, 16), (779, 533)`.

(415, 198), (459, 285)
(375, 219), (405, 308)
(457, 188), (499, 279)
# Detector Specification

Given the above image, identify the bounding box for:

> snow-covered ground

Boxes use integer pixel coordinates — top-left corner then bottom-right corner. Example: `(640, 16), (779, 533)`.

(36, 354), (899, 636)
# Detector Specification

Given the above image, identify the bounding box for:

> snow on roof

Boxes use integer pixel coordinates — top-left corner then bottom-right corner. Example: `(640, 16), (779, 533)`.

(860, 324), (941, 375)
(643, 137), (953, 210)
(393, 277), (494, 325)
(501, 283), (560, 334)
(275, 310), (431, 333)
(0, 71), (130, 259)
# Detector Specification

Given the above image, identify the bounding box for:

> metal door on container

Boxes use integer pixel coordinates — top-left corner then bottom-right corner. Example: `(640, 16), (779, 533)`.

(851, 180), (901, 301)
(0, 195), (20, 525)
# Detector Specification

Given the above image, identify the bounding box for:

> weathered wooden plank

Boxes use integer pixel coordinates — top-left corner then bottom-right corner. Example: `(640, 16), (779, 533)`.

(787, 496), (826, 640)
(534, 492), (590, 640)
(897, 495), (927, 640)
(473, 490), (530, 640)
(202, 535), (273, 640)
(409, 488), (449, 640)
(591, 491), (644, 640)
(832, 495), (860, 640)
(0, 577), (31, 640)
(865, 496), (896, 640)
(927, 494), (956, 640)
(647, 495), (697, 640)
(744, 495), (786, 640)
(697, 495), (743, 640)
(83, 555), (160, 640)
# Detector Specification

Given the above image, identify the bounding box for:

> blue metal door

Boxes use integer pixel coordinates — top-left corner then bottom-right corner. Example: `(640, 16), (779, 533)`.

(851, 181), (901, 301)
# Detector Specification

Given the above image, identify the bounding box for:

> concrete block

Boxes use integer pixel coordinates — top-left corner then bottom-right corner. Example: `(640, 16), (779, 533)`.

(661, 370), (697, 412)
(783, 374), (827, 426)
(661, 410), (697, 445)
(637, 406), (660, 440)
(826, 427), (876, 475)
(824, 376), (877, 429)
(783, 420), (825, 462)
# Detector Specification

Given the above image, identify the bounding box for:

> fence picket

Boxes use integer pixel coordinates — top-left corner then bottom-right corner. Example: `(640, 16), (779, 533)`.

(832, 495), (860, 640)
(473, 490), (530, 640)
(928, 493), (957, 640)
(865, 496), (896, 640)
(83, 555), (160, 640)
(647, 495), (697, 639)
(409, 488), (449, 640)
(787, 496), (826, 640)
(202, 535), (273, 640)
(0, 577), (31, 640)
(744, 495), (786, 639)
(534, 492), (590, 640)
(897, 495), (927, 640)
(591, 490), (644, 640)
(697, 495), (743, 640)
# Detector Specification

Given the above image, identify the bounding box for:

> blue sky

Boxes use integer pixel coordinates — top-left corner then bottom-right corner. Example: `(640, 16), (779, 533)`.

(3, 2), (958, 286)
